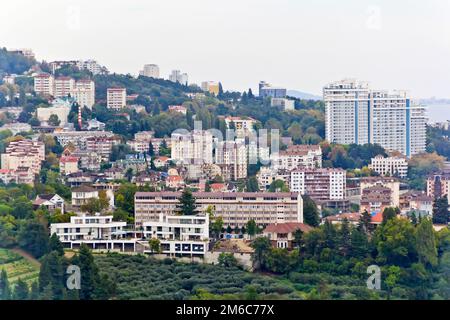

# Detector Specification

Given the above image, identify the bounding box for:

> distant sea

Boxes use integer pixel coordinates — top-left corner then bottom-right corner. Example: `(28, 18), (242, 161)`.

(426, 104), (450, 123)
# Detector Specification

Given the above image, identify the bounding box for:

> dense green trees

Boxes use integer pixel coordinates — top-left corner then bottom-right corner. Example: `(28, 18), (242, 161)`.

(433, 196), (449, 225)
(0, 48), (35, 75)
(246, 215), (447, 300)
(268, 179), (289, 192)
(321, 142), (386, 170)
(245, 176), (259, 192)
(17, 220), (49, 258)
(303, 195), (320, 227)
(176, 188), (199, 216)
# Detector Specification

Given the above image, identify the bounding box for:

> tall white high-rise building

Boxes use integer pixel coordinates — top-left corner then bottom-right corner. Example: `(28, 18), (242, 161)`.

(214, 140), (248, 180)
(72, 79), (96, 109)
(140, 64), (160, 78)
(323, 79), (426, 157)
(54, 77), (75, 98)
(169, 70), (188, 85)
(107, 87), (127, 109)
(171, 130), (213, 165)
(34, 73), (55, 96)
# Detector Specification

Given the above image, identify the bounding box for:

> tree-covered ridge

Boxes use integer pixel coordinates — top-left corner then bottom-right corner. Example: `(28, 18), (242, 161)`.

(0, 48), (35, 77)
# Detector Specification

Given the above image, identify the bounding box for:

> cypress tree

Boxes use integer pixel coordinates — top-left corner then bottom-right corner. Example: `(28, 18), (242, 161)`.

(13, 279), (29, 300)
(433, 196), (449, 225)
(49, 233), (65, 256)
(176, 188), (199, 216)
(0, 269), (11, 300)
(78, 244), (98, 300)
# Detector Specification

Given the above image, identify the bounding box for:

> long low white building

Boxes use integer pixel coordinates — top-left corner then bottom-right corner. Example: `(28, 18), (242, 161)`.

(143, 214), (209, 257)
(50, 215), (135, 252)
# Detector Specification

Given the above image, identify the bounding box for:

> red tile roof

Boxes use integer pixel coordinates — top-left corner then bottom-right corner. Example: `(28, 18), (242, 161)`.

(264, 222), (313, 234)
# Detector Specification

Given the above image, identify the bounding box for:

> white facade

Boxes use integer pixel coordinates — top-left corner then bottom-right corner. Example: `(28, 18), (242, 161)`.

(34, 73), (54, 96)
(50, 215), (126, 243)
(71, 186), (99, 206)
(143, 214), (209, 256)
(1, 140), (45, 175)
(54, 77), (75, 98)
(140, 64), (160, 78)
(169, 70), (188, 85)
(171, 130), (213, 165)
(324, 79), (426, 157)
(214, 140), (247, 180)
(271, 98), (295, 111)
(271, 145), (322, 170)
(290, 168), (346, 201)
(36, 105), (70, 126)
(76, 60), (104, 75)
(368, 155), (408, 178)
(127, 140), (150, 153)
(72, 80), (95, 109)
(107, 88), (127, 109)
(53, 130), (115, 149)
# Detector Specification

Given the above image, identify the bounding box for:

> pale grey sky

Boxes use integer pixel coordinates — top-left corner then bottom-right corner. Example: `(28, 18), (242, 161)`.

(1, 0), (449, 98)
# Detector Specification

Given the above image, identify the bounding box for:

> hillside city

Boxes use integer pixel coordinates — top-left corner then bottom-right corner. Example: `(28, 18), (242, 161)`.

(0, 46), (449, 301)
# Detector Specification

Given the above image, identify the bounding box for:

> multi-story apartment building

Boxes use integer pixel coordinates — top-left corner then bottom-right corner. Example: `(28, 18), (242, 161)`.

(140, 64), (160, 78)
(248, 141), (270, 165)
(1, 140), (45, 175)
(368, 155), (408, 178)
(134, 191), (304, 229)
(271, 145), (322, 170)
(223, 116), (257, 134)
(50, 215), (131, 251)
(76, 59), (105, 75)
(54, 76), (75, 98)
(72, 79), (95, 109)
(214, 141), (247, 180)
(271, 98), (295, 111)
(360, 176), (401, 208)
(290, 168), (346, 201)
(49, 60), (78, 74)
(169, 70), (188, 85)
(71, 150), (102, 172)
(427, 173), (450, 203)
(257, 167), (290, 190)
(34, 74), (95, 108)
(171, 130), (213, 165)
(360, 185), (393, 214)
(399, 191), (433, 217)
(71, 186), (99, 206)
(53, 130), (115, 149)
(258, 81), (287, 98)
(135, 131), (154, 142)
(59, 156), (79, 176)
(143, 214), (209, 257)
(86, 136), (120, 161)
(201, 81), (220, 96)
(323, 79), (426, 157)
(107, 87), (127, 109)
(34, 73), (54, 96)
(127, 140), (150, 153)
(0, 168), (34, 185)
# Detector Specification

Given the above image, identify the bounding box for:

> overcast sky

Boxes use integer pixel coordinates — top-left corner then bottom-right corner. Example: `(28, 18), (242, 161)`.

(1, 0), (449, 98)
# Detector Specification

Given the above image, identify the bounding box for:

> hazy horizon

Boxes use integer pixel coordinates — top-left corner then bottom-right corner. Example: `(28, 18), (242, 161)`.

(1, 0), (449, 98)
